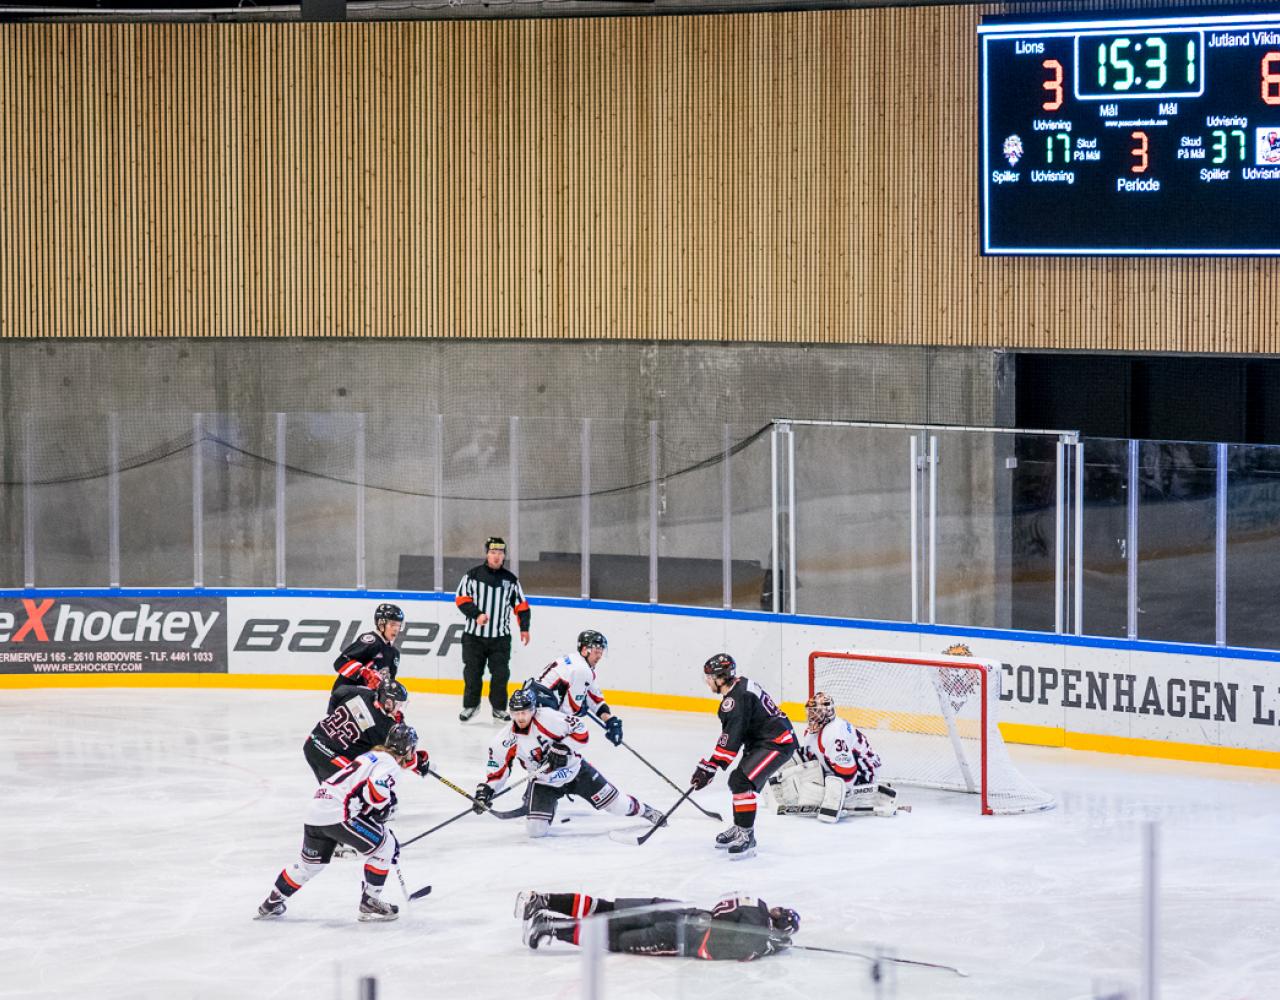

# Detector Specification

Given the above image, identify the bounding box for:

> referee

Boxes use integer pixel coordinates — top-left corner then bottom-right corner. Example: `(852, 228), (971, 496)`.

(455, 536), (531, 722)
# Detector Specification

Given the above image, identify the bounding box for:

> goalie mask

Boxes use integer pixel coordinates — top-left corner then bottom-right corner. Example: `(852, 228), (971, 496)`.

(805, 691), (836, 733)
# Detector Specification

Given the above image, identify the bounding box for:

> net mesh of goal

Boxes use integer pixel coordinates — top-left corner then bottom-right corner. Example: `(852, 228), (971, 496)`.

(808, 650), (1054, 815)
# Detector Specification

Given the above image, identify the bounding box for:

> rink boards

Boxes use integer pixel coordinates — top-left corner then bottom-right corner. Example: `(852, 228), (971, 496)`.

(2, 588), (1279, 769)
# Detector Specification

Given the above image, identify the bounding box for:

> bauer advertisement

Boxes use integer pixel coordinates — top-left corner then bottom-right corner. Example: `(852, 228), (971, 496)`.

(0, 595), (227, 674)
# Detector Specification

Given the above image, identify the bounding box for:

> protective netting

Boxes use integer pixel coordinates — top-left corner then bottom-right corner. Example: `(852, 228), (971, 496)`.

(809, 650), (1055, 815)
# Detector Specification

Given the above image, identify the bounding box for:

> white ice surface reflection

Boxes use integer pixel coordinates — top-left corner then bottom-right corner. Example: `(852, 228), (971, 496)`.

(5, 689), (1279, 1000)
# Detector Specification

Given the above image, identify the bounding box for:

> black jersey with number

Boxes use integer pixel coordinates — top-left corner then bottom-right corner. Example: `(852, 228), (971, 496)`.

(684, 896), (791, 961)
(329, 631), (400, 710)
(707, 676), (796, 768)
(309, 688), (398, 761)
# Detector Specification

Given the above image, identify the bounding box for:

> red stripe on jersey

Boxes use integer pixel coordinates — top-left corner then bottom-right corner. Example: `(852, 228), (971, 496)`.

(572, 923), (581, 946)
(817, 731), (858, 777)
(487, 744), (518, 782)
(455, 595), (474, 607)
(746, 751), (779, 781)
(710, 747), (736, 762)
(338, 659), (364, 678)
(732, 792), (757, 813)
(532, 717), (563, 741)
(697, 929), (713, 960)
(364, 864), (388, 876)
(773, 730), (795, 745)
(567, 690), (583, 713)
(513, 601), (530, 614)
(567, 729), (588, 744)
(280, 869), (302, 890)
(332, 756), (351, 768)
(588, 689), (604, 703)
(365, 779), (387, 803)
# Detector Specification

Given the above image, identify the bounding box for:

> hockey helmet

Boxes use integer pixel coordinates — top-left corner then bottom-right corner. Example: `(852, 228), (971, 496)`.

(484, 536), (507, 552)
(769, 906), (800, 936)
(703, 653), (737, 681)
(577, 629), (608, 653)
(805, 691), (836, 731)
(376, 679), (409, 711)
(383, 723), (418, 763)
(374, 603), (405, 630)
(507, 687), (537, 714)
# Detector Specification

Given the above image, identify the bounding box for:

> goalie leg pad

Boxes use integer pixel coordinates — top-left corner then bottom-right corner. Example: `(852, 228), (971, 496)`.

(770, 758), (825, 811)
(818, 775), (846, 823)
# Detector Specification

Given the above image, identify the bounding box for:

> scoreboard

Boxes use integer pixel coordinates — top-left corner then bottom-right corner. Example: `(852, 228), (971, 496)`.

(980, 11), (1280, 255)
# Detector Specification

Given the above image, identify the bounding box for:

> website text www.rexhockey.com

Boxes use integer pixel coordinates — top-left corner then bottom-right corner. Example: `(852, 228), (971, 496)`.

(26, 659), (144, 673)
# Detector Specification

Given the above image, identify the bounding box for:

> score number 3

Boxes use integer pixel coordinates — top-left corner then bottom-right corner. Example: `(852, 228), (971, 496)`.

(1130, 131), (1149, 174)
(1042, 58), (1064, 111)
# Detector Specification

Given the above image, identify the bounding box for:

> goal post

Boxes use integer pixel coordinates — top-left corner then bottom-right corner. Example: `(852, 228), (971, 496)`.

(807, 649), (1054, 815)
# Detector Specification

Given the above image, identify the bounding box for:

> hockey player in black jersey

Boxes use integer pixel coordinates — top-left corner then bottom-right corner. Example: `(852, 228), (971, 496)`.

(305, 678), (413, 782)
(327, 603), (404, 713)
(688, 653), (797, 859)
(516, 889), (799, 960)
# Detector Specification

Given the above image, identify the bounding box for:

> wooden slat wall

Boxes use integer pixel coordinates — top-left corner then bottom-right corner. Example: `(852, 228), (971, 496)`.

(0, 11), (1277, 351)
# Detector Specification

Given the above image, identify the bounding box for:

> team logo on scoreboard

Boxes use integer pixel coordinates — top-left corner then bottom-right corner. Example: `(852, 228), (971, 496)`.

(1257, 128), (1280, 165)
(1002, 134), (1024, 167)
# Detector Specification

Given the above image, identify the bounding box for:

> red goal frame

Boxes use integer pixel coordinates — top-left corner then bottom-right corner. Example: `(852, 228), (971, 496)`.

(808, 650), (994, 815)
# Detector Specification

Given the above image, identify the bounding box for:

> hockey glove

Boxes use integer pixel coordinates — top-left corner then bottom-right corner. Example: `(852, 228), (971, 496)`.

(542, 747), (570, 773)
(603, 715), (624, 746)
(473, 783), (495, 814)
(690, 759), (718, 790)
(413, 750), (432, 777)
(393, 710), (405, 724)
(360, 666), (382, 690)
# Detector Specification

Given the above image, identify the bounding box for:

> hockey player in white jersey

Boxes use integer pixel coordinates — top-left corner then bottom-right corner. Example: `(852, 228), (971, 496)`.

(524, 629), (625, 745)
(256, 723), (431, 922)
(473, 687), (661, 837)
(769, 692), (900, 821)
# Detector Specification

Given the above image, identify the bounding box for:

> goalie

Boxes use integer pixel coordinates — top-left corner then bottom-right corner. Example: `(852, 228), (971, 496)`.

(769, 692), (900, 821)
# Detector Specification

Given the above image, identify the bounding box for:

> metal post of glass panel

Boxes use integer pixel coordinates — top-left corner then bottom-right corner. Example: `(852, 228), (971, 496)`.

(649, 420), (658, 604)
(433, 414), (444, 593)
(355, 412), (366, 591)
(787, 425), (797, 615)
(581, 419), (591, 600)
(108, 413), (120, 588)
(910, 434), (920, 624)
(722, 423), (732, 610)
(1216, 442), (1227, 647)
(1142, 821), (1160, 1000)
(1074, 441), (1084, 636)
(1127, 439), (1139, 639)
(770, 427), (779, 615)
(928, 434), (938, 625)
(275, 413), (286, 589)
(509, 416), (520, 577)
(22, 416), (34, 588)
(1055, 437), (1065, 635)
(192, 412), (204, 588)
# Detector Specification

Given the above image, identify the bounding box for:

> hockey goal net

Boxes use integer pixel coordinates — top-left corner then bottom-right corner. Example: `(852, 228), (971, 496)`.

(808, 650), (1054, 815)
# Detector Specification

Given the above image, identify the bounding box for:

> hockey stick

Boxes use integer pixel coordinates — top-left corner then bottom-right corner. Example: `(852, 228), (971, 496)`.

(401, 777), (530, 848)
(427, 768), (529, 820)
(607, 786), (693, 846)
(585, 713), (723, 822)
(791, 944), (967, 977)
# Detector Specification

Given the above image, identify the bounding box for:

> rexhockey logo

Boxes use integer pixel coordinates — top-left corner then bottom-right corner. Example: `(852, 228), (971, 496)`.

(0, 598), (220, 649)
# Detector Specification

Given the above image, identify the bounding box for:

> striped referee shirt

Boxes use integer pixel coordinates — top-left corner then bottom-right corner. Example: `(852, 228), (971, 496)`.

(455, 564), (531, 638)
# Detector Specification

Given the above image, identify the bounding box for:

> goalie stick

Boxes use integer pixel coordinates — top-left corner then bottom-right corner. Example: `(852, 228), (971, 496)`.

(585, 713), (723, 823)
(792, 944), (967, 977)
(607, 786), (692, 846)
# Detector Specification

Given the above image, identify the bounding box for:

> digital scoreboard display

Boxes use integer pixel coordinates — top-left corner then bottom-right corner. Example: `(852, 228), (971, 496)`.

(980, 11), (1280, 255)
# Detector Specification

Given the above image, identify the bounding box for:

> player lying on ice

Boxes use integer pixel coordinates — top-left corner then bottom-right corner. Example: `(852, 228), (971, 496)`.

(768, 691), (901, 820)
(256, 722), (430, 923)
(473, 686), (662, 836)
(515, 889), (800, 960)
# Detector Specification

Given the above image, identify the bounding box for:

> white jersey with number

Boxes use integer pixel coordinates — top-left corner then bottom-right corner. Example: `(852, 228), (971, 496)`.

(483, 707), (590, 791)
(800, 718), (882, 785)
(306, 749), (400, 826)
(534, 653), (606, 716)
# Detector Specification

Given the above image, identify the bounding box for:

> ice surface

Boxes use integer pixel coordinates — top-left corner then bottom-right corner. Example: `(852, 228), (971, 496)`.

(6, 689), (1279, 1000)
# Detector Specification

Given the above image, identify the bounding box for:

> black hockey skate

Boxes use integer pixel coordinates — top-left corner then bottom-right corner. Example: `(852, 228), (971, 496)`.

(492, 708), (511, 722)
(255, 891), (286, 920)
(726, 827), (757, 860)
(714, 825), (740, 849)
(358, 891), (400, 922)
(513, 890), (548, 921)
(522, 911), (556, 950)
(458, 705), (480, 722)
(640, 804), (665, 825)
